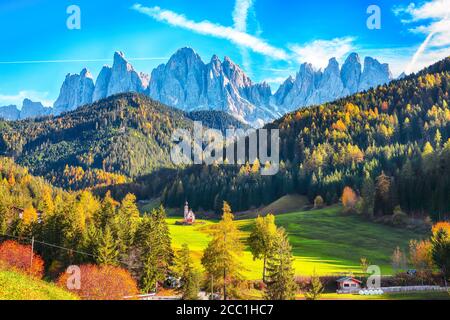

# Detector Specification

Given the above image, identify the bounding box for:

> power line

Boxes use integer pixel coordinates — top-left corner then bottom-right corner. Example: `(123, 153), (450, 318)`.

(0, 232), (134, 267)
(0, 57), (170, 65)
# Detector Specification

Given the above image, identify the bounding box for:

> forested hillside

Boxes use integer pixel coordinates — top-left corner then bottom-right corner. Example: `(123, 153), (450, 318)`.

(0, 157), (173, 293)
(0, 93), (194, 188)
(0, 94), (252, 191)
(1, 58), (450, 221)
(186, 110), (251, 132)
(152, 57), (450, 220)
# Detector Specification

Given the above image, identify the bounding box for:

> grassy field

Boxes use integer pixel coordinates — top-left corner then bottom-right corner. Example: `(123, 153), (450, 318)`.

(316, 291), (450, 300)
(168, 205), (429, 279)
(236, 194), (309, 219)
(0, 269), (78, 300)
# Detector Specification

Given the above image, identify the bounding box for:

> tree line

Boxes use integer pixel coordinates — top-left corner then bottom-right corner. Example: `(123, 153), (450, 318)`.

(154, 57), (450, 221)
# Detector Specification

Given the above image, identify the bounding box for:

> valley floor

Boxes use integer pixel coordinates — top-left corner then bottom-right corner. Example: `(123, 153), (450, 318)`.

(168, 205), (429, 278)
(0, 269), (78, 300)
(316, 291), (450, 300)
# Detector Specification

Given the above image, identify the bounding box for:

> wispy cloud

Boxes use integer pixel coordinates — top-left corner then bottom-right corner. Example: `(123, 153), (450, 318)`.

(394, 0), (450, 74)
(263, 76), (289, 85)
(232, 0), (254, 73)
(357, 47), (415, 77)
(232, 0), (253, 32)
(132, 3), (289, 60)
(0, 57), (168, 65)
(289, 37), (356, 69)
(394, 0), (450, 23)
(0, 90), (54, 107)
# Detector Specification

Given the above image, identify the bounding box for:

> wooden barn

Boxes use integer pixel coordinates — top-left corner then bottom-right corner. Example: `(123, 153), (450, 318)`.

(336, 277), (362, 293)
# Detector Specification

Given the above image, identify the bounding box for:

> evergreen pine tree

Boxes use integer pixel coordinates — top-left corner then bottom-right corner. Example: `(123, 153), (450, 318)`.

(265, 228), (297, 300)
(116, 193), (140, 254)
(136, 206), (174, 293)
(201, 201), (244, 300)
(175, 244), (200, 300)
(96, 225), (119, 266)
(248, 214), (278, 282)
(304, 269), (324, 300)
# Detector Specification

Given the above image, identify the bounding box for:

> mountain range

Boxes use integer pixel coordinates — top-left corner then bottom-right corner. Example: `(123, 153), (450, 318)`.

(0, 99), (52, 121)
(0, 48), (393, 126)
(0, 92), (249, 188)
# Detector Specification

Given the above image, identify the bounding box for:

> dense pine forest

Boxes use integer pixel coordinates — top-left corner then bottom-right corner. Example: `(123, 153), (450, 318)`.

(186, 110), (250, 132)
(1, 58), (450, 221)
(0, 95), (249, 191)
(1, 58), (450, 300)
(0, 157), (173, 292)
(0, 93), (194, 186)
(152, 57), (450, 220)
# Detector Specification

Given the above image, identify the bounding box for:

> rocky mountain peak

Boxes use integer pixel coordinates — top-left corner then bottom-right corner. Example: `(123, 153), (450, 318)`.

(169, 47), (203, 67)
(397, 72), (407, 80)
(113, 51), (129, 68)
(53, 68), (95, 114)
(209, 55), (222, 73)
(15, 49), (394, 126)
(106, 51), (148, 97)
(21, 99), (51, 119)
(222, 56), (253, 89)
(0, 104), (20, 121)
(359, 56), (392, 91)
(93, 65), (112, 101)
(324, 58), (340, 75)
(80, 68), (93, 79)
(341, 52), (362, 95)
(274, 53), (392, 113)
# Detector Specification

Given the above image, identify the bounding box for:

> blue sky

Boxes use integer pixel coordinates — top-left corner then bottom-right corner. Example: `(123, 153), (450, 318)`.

(0, 0), (449, 107)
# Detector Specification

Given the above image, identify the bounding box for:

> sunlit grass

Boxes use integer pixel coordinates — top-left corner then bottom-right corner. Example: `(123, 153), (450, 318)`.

(0, 269), (78, 300)
(315, 291), (450, 300)
(168, 206), (429, 279)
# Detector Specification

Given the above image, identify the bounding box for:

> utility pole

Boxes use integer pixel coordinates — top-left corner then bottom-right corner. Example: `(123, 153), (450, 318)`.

(223, 230), (227, 301)
(210, 275), (214, 300)
(30, 236), (35, 269)
(223, 267), (226, 300)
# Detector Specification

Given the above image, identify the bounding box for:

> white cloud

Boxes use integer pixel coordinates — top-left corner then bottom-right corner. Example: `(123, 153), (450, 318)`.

(288, 37), (356, 69)
(132, 4), (288, 60)
(408, 46), (450, 71)
(232, 0), (253, 32)
(0, 57), (169, 65)
(263, 76), (288, 85)
(127, 1), (446, 79)
(357, 47), (414, 77)
(232, 0), (254, 74)
(395, 0), (450, 22)
(0, 91), (53, 108)
(394, 0), (450, 74)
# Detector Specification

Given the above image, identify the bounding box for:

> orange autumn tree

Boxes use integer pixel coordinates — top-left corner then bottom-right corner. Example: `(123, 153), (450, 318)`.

(430, 222), (450, 283)
(0, 240), (44, 278)
(432, 222), (450, 236)
(409, 239), (433, 272)
(22, 206), (38, 225)
(57, 264), (139, 300)
(342, 186), (358, 213)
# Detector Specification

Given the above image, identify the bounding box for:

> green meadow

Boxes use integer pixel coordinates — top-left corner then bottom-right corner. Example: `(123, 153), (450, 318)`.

(168, 206), (429, 279)
(0, 269), (78, 300)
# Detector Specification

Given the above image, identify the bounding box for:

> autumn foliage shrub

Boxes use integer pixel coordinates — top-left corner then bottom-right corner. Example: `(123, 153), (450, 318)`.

(57, 264), (139, 300)
(432, 221), (450, 236)
(314, 196), (325, 209)
(342, 186), (358, 214)
(0, 240), (44, 278)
